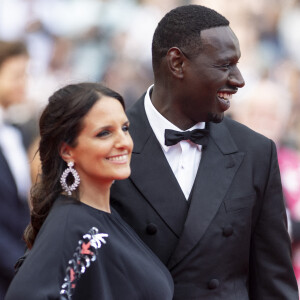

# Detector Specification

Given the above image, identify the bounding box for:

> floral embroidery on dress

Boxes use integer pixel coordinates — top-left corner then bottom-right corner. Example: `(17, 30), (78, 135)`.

(60, 227), (108, 300)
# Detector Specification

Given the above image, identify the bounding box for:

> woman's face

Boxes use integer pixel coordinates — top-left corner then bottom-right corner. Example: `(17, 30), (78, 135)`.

(67, 96), (133, 186)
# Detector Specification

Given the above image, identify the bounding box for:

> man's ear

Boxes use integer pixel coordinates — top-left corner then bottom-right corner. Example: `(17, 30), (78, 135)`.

(166, 47), (186, 79)
(59, 142), (74, 163)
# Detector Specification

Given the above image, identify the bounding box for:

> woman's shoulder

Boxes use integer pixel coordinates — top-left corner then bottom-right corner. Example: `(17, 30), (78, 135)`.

(48, 194), (81, 217)
(32, 195), (105, 255)
(37, 196), (80, 240)
(49, 195), (111, 220)
(44, 195), (98, 231)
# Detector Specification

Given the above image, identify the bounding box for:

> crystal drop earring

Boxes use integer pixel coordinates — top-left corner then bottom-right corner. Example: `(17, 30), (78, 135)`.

(60, 161), (80, 196)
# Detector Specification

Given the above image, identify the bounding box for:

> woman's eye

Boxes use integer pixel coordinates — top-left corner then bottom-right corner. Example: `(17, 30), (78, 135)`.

(96, 130), (110, 138)
(122, 125), (129, 132)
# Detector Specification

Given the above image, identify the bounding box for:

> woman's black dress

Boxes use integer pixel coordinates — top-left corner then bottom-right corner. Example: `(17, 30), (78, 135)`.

(5, 195), (174, 300)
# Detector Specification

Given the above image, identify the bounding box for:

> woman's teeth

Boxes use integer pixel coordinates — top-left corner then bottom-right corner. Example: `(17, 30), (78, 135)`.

(107, 155), (127, 161)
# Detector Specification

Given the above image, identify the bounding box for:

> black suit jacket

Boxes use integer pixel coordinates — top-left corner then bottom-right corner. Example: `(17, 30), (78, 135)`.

(111, 96), (299, 299)
(0, 139), (30, 298)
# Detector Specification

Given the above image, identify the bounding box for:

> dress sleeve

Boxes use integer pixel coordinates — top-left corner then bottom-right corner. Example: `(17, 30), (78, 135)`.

(60, 227), (108, 300)
(5, 203), (109, 300)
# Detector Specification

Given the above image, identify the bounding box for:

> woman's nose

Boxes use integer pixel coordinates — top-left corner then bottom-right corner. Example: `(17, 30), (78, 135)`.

(115, 131), (133, 150)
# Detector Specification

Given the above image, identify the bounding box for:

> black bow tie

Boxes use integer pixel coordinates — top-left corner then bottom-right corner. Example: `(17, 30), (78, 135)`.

(164, 128), (209, 147)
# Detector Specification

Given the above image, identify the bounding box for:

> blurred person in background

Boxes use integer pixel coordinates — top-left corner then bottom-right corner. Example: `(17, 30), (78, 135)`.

(2, 0), (300, 119)
(0, 40), (31, 299)
(232, 79), (300, 294)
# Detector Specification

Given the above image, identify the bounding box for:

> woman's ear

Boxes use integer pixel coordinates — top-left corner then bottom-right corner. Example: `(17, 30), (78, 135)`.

(59, 142), (73, 162)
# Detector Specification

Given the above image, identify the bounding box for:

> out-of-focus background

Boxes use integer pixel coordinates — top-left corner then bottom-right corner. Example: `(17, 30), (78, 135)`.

(1, 0), (300, 148)
(2, 0), (300, 296)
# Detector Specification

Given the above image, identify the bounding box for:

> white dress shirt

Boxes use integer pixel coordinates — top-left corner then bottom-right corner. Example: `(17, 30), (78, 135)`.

(144, 85), (206, 200)
(0, 108), (31, 200)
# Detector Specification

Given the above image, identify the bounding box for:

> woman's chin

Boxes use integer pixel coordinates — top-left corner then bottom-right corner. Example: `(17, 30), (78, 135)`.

(113, 170), (131, 181)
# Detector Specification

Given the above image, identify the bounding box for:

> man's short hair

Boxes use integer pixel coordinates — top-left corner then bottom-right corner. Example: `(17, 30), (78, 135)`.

(152, 5), (229, 70)
(0, 40), (28, 68)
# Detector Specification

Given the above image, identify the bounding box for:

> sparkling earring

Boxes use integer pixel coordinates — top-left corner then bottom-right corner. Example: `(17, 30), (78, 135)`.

(60, 161), (80, 196)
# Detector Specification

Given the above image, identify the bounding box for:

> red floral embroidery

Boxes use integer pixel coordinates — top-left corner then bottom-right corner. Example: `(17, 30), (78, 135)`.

(80, 242), (93, 255)
(60, 227), (108, 300)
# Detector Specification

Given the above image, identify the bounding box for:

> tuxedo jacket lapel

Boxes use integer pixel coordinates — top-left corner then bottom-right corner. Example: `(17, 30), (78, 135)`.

(127, 97), (189, 237)
(168, 121), (245, 269)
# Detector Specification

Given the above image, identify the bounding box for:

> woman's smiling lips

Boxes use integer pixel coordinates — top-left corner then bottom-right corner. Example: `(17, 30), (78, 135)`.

(106, 153), (129, 164)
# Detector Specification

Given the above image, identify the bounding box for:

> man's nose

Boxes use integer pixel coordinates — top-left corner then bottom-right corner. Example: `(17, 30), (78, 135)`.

(229, 67), (245, 88)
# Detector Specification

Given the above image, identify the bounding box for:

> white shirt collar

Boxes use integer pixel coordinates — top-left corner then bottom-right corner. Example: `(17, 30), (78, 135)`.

(144, 84), (206, 152)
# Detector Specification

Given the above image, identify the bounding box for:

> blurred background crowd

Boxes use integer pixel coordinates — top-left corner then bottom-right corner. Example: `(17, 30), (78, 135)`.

(1, 0), (300, 297)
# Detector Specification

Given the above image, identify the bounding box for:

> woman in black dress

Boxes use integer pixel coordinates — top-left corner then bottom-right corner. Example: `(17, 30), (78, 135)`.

(5, 82), (174, 300)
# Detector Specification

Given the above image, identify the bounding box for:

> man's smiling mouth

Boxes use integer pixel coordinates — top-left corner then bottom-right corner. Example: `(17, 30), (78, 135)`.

(217, 92), (233, 111)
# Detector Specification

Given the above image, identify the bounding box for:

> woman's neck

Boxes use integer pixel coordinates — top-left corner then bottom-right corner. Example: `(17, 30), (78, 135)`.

(78, 180), (112, 213)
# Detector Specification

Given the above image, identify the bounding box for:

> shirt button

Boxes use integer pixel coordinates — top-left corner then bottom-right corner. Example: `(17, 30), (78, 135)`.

(223, 225), (234, 237)
(181, 165), (184, 169)
(146, 223), (157, 235)
(207, 279), (220, 289)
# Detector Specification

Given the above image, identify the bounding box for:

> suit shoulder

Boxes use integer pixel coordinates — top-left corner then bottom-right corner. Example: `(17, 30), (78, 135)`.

(223, 116), (272, 144)
(219, 117), (276, 158)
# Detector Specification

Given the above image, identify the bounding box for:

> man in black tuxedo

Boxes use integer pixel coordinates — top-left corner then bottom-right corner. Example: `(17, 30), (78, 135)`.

(111, 5), (299, 299)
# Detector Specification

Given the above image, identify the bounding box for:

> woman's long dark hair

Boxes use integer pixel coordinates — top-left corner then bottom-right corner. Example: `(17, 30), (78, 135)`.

(23, 82), (124, 249)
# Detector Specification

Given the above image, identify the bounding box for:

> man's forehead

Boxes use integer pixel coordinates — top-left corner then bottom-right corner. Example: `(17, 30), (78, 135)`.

(200, 26), (238, 50)
(200, 26), (232, 40)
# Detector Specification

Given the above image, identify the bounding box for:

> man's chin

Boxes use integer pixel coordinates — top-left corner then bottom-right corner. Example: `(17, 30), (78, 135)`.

(208, 112), (224, 123)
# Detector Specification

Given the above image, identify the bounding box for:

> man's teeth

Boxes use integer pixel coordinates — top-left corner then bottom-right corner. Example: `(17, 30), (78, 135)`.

(107, 155), (127, 161)
(218, 93), (232, 100)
